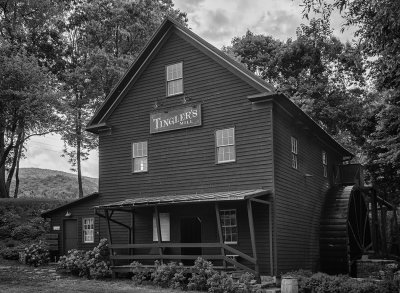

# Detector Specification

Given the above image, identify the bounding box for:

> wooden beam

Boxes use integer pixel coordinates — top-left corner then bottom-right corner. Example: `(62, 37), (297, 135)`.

(154, 206), (163, 263)
(105, 210), (115, 278)
(380, 204), (388, 256)
(111, 242), (223, 249)
(370, 193), (378, 253)
(247, 199), (259, 276)
(215, 203), (226, 268)
(268, 204), (274, 276)
(96, 211), (131, 229)
(250, 198), (271, 205)
(111, 254), (225, 260)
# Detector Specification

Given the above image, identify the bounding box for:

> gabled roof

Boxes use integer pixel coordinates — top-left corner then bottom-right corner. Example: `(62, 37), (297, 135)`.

(41, 192), (99, 217)
(86, 17), (275, 133)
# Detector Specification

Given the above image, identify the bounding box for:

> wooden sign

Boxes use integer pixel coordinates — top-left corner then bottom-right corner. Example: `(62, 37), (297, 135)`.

(150, 104), (202, 133)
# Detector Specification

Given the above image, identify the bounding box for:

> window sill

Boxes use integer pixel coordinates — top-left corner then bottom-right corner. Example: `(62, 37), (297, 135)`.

(224, 242), (238, 245)
(167, 92), (184, 98)
(216, 160), (236, 165)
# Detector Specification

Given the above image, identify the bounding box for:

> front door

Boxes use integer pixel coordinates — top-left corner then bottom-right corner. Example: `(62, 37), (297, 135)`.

(180, 217), (202, 265)
(63, 219), (78, 254)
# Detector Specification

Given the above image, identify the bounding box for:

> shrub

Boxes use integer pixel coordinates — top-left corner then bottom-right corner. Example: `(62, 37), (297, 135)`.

(130, 261), (154, 285)
(0, 247), (20, 260)
(187, 257), (216, 291)
(11, 224), (44, 240)
(24, 241), (50, 266)
(283, 270), (399, 293)
(207, 271), (237, 293)
(171, 263), (191, 290)
(57, 238), (111, 279)
(152, 261), (180, 288)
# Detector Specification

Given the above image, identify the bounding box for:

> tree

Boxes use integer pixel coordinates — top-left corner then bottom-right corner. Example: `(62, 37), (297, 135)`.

(58, 0), (187, 197)
(301, 0), (400, 201)
(0, 48), (60, 198)
(225, 18), (367, 148)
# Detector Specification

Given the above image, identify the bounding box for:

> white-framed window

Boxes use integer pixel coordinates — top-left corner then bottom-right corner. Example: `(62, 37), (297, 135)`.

(166, 62), (183, 96)
(132, 141), (148, 173)
(220, 209), (238, 244)
(216, 128), (236, 163)
(291, 136), (298, 169)
(153, 213), (170, 242)
(322, 150), (327, 178)
(82, 218), (94, 243)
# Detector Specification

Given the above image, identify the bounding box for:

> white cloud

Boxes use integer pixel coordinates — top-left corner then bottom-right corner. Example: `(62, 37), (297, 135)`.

(20, 134), (99, 178)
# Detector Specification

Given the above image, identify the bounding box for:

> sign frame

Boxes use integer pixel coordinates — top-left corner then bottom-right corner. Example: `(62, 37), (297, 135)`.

(150, 104), (202, 134)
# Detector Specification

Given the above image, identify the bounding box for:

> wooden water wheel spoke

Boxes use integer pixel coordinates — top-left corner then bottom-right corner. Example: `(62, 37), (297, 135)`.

(348, 220), (363, 249)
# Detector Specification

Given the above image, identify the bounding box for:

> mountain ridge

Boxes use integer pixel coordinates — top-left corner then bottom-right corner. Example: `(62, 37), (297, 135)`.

(9, 168), (98, 200)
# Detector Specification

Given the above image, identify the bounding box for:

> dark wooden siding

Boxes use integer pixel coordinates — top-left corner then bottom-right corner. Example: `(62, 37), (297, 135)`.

(273, 104), (344, 273)
(98, 31), (273, 206)
(47, 197), (101, 255)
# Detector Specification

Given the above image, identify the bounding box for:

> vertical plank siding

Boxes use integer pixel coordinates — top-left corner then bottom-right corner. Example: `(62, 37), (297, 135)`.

(273, 105), (344, 273)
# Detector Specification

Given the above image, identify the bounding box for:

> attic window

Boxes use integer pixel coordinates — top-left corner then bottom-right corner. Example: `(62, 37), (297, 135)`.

(166, 62), (183, 96)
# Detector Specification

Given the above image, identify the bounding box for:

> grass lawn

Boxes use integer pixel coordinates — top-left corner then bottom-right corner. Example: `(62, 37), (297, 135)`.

(0, 259), (186, 293)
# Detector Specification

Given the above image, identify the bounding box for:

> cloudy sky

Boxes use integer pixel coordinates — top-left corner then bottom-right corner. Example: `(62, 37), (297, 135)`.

(20, 0), (355, 179)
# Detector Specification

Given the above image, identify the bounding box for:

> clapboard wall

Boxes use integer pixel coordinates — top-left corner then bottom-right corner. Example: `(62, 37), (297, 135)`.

(98, 31), (274, 203)
(272, 104), (345, 273)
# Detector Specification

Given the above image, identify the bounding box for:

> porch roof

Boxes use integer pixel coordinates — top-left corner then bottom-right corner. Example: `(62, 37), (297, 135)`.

(95, 189), (271, 209)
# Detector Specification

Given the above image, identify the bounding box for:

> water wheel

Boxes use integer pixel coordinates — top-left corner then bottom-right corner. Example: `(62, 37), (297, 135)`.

(320, 185), (372, 276)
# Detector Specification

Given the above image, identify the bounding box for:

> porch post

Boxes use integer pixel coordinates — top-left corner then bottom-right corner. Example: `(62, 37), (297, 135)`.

(130, 208), (134, 255)
(154, 205), (164, 263)
(247, 199), (259, 276)
(105, 209), (115, 278)
(215, 202), (226, 268)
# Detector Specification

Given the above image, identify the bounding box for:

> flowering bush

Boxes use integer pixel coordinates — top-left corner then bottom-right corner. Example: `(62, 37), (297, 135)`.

(24, 241), (50, 267)
(57, 238), (111, 279)
(152, 261), (180, 288)
(130, 261), (154, 285)
(187, 257), (216, 291)
(0, 247), (20, 260)
(171, 263), (191, 289)
(207, 271), (237, 293)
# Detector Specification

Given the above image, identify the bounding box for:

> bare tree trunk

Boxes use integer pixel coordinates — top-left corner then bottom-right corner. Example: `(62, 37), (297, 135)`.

(6, 129), (23, 194)
(0, 131), (8, 198)
(14, 132), (24, 198)
(76, 109), (83, 198)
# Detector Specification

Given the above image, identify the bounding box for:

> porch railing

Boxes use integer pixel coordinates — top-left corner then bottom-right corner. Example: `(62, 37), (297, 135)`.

(109, 242), (257, 275)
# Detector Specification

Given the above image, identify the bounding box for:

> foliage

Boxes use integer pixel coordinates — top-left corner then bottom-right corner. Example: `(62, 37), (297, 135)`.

(130, 261), (155, 285)
(24, 241), (50, 267)
(0, 247), (21, 260)
(57, 238), (111, 279)
(170, 263), (191, 290)
(283, 270), (399, 293)
(9, 168), (98, 199)
(207, 271), (237, 293)
(187, 258), (216, 291)
(300, 0), (400, 202)
(152, 261), (180, 288)
(224, 19), (368, 158)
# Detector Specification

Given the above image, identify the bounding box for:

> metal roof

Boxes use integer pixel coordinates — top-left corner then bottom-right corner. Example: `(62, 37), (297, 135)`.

(95, 189), (271, 209)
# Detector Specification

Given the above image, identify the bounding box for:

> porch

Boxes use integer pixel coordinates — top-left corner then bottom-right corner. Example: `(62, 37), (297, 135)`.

(94, 189), (274, 278)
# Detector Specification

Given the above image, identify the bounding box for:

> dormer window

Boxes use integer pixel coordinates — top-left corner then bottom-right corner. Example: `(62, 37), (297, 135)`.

(166, 62), (183, 96)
